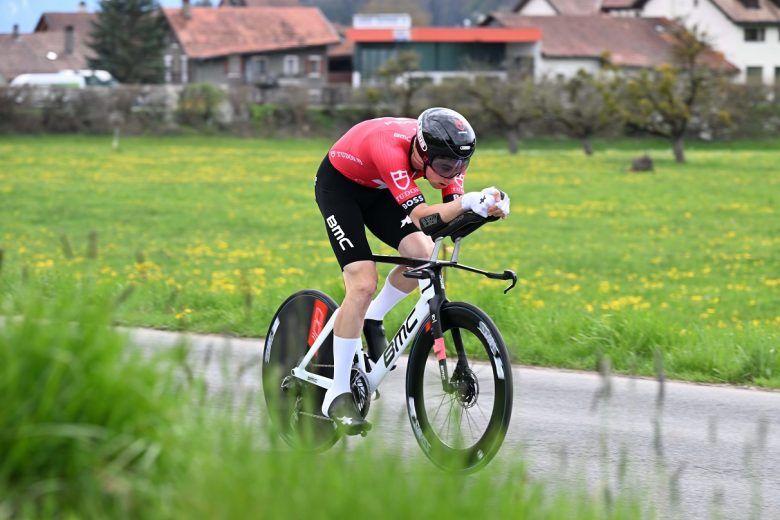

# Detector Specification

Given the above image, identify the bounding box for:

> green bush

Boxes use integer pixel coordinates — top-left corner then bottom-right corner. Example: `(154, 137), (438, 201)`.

(176, 83), (225, 128)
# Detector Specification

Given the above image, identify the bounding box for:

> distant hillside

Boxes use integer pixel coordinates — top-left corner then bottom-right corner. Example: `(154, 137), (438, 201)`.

(302, 0), (516, 26)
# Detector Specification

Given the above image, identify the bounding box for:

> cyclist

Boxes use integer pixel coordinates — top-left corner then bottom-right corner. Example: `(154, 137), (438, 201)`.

(315, 107), (510, 435)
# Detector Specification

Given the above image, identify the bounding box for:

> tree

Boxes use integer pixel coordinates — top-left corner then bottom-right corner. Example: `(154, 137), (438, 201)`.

(88, 0), (168, 84)
(546, 69), (621, 156)
(467, 75), (540, 154)
(376, 51), (420, 117)
(617, 24), (731, 163)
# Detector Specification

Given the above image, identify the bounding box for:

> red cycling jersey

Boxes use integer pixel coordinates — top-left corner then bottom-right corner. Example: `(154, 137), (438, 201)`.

(328, 117), (465, 214)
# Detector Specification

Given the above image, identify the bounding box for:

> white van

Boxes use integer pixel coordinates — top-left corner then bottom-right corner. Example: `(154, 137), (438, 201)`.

(9, 70), (118, 88)
(10, 72), (85, 88)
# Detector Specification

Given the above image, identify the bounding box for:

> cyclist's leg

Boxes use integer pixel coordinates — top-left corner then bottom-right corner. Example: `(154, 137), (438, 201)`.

(391, 232), (435, 292)
(315, 157), (377, 430)
(363, 193), (425, 319)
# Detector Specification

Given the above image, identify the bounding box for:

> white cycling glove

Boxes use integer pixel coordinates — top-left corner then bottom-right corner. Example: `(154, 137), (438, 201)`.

(461, 187), (511, 218)
(460, 191), (493, 218)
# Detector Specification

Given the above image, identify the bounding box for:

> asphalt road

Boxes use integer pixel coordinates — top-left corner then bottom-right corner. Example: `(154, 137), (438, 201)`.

(127, 327), (780, 520)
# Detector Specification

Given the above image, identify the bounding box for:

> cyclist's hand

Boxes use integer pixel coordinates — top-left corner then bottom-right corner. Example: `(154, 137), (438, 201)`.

(461, 191), (494, 218)
(492, 188), (510, 218)
(482, 187), (510, 219)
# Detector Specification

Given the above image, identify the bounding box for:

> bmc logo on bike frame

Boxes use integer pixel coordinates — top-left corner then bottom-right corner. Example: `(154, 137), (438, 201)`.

(326, 215), (354, 251)
(382, 307), (419, 366)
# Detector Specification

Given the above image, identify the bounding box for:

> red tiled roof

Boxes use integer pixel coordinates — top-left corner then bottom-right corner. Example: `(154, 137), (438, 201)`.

(0, 31), (92, 82)
(219, 0), (300, 5)
(709, 0), (780, 22)
(601, 0), (642, 8)
(345, 27), (542, 43)
(488, 13), (737, 71)
(163, 6), (340, 59)
(34, 12), (97, 34)
(513, 0), (602, 15)
(328, 38), (354, 57)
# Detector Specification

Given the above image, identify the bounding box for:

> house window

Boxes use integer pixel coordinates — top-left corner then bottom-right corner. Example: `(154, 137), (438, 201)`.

(746, 66), (763, 85)
(775, 67), (780, 84)
(164, 54), (173, 83)
(307, 55), (322, 78)
(227, 54), (242, 79)
(283, 55), (300, 76)
(254, 56), (268, 76)
(744, 27), (765, 41)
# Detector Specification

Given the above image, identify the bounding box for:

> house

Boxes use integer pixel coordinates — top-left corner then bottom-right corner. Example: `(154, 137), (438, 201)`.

(346, 26), (542, 87)
(511, 0), (780, 84)
(510, 0), (649, 16)
(219, 0), (301, 5)
(0, 23), (91, 84)
(327, 24), (354, 84)
(0, 2), (96, 84)
(641, 0), (780, 84)
(162, 2), (340, 89)
(482, 12), (736, 78)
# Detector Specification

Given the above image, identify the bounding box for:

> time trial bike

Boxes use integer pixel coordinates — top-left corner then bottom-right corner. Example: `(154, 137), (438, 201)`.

(262, 211), (517, 472)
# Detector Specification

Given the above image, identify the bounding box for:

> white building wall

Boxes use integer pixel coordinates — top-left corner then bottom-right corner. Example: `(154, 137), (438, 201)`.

(643, 0), (780, 84)
(517, 0), (557, 16)
(538, 57), (601, 78)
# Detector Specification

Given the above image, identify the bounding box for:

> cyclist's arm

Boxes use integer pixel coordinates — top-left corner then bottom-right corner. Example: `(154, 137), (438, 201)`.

(409, 199), (465, 229)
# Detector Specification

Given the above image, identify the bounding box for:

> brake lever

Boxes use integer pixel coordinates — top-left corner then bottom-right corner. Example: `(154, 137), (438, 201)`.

(502, 270), (517, 294)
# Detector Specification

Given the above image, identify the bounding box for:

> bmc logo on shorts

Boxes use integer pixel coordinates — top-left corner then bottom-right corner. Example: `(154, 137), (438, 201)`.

(326, 215), (354, 251)
(390, 170), (410, 190)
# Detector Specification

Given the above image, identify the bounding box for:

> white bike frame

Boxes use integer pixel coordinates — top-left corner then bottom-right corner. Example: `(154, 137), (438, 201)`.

(290, 237), (454, 393)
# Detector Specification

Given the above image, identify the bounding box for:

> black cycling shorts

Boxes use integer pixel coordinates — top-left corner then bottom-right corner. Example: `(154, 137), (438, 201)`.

(315, 156), (420, 270)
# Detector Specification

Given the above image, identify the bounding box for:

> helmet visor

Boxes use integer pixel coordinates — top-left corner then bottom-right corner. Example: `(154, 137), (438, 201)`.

(429, 156), (469, 179)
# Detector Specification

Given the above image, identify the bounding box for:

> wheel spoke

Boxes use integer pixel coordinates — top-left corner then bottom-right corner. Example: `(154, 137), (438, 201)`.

(474, 400), (491, 424)
(432, 393), (449, 424)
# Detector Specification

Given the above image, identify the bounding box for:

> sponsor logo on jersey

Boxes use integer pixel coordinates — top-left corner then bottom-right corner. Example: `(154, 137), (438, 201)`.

(400, 215), (413, 228)
(394, 187), (421, 203)
(393, 132), (412, 142)
(330, 150), (364, 166)
(401, 195), (424, 211)
(390, 169), (410, 190)
(455, 174), (464, 189)
(326, 215), (354, 251)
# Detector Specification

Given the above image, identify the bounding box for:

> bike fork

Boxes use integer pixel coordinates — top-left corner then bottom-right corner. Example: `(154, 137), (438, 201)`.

(429, 292), (455, 394)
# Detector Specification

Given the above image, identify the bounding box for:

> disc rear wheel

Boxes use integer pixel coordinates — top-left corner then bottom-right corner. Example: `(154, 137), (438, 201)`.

(262, 290), (339, 451)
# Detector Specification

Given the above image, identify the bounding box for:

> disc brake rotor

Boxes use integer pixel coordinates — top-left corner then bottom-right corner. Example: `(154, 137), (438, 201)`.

(451, 365), (479, 409)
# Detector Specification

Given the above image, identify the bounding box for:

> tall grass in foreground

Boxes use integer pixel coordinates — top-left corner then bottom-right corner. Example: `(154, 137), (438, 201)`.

(0, 289), (643, 519)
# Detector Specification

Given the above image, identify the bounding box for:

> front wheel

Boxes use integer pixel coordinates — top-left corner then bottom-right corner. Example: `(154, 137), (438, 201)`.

(406, 301), (513, 473)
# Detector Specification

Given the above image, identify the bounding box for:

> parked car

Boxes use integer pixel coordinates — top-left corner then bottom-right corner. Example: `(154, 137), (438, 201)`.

(9, 70), (118, 88)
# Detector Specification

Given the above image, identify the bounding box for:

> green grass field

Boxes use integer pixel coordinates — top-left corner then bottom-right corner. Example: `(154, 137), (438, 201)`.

(1, 135), (778, 387)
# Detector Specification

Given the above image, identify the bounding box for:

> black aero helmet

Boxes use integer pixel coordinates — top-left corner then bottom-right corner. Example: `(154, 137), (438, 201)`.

(415, 107), (476, 178)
